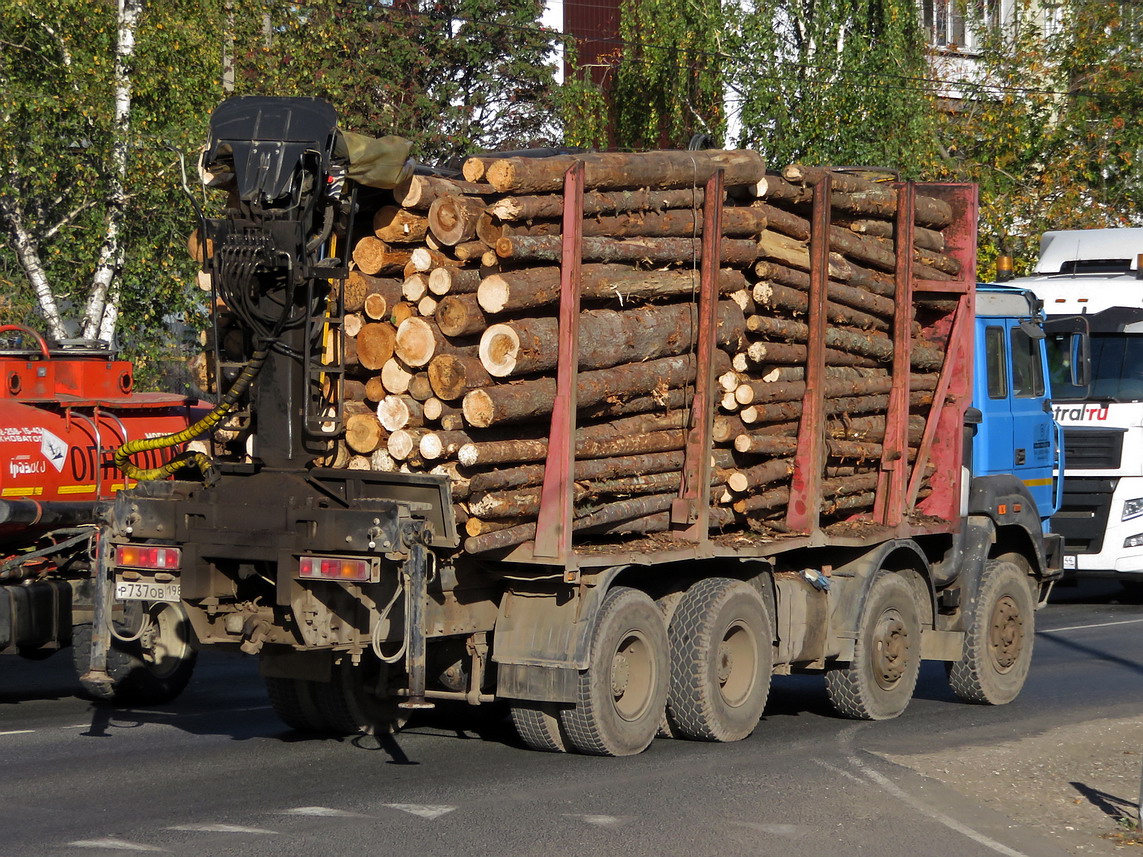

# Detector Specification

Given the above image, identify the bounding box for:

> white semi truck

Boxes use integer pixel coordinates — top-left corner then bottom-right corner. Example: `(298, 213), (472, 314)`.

(1013, 228), (1143, 585)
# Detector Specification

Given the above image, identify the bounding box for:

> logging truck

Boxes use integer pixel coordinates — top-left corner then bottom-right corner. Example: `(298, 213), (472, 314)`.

(92, 96), (1064, 755)
(0, 326), (198, 703)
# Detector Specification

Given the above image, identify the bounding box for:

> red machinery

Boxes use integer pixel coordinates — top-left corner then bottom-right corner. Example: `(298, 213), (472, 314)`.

(0, 325), (198, 702)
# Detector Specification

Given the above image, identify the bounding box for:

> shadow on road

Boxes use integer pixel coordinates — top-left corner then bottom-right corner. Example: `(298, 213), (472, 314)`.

(1071, 780), (1137, 823)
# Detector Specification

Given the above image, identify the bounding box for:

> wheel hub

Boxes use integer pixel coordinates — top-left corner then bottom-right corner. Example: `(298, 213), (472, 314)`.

(873, 612), (909, 689)
(988, 595), (1023, 671)
(717, 643), (734, 684)
(612, 652), (631, 698)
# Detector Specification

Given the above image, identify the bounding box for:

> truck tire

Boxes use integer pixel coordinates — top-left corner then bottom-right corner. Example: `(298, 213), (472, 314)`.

(511, 702), (568, 752)
(264, 676), (331, 733)
(667, 578), (773, 742)
(559, 586), (669, 756)
(312, 658), (407, 735)
(948, 557), (1035, 705)
(266, 657), (407, 735)
(825, 572), (921, 720)
(72, 602), (197, 705)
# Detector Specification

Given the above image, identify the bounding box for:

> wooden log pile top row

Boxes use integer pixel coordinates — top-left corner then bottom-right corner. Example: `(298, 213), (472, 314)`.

(310, 150), (961, 557)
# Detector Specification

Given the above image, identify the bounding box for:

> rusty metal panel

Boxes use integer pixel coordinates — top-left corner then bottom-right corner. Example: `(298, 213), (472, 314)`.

(874, 183), (916, 526)
(672, 169), (723, 541)
(913, 183), (977, 522)
(533, 162), (585, 564)
(785, 174), (831, 532)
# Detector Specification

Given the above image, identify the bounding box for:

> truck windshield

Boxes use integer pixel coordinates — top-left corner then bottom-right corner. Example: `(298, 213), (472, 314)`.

(1050, 333), (1143, 402)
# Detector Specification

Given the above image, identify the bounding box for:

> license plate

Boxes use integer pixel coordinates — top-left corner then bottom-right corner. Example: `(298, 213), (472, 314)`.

(114, 576), (181, 603)
(1063, 555), (1077, 570)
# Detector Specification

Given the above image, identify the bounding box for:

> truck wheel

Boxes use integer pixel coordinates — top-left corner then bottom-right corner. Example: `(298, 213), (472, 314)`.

(948, 558), (1035, 705)
(266, 657), (407, 735)
(264, 676), (331, 733)
(667, 578), (773, 742)
(311, 657), (407, 735)
(825, 572), (921, 720)
(72, 602), (197, 705)
(559, 586), (669, 756)
(511, 702), (568, 752)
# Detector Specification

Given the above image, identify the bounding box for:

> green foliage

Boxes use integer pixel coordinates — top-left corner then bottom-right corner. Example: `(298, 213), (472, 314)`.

(558, 43), (610, 149)
(239, 0), (560, 163)
(935, 0), (1143, 274)
(612, 0), (726, 148)
(729, 0), (940, 172)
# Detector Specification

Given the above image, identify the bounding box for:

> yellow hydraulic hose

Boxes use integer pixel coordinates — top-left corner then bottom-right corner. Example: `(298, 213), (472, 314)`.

(113, 345), (271, 484)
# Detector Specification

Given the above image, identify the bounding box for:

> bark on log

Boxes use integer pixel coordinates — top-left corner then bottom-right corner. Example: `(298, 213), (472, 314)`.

(781, 165), (954, 229)
(745, 315), (945, 369)
(457, 429), (687, 467)
(754, 173), (813, 204)
(727, 459), (794, 493)
(453, 240), (489, 262)
(495, 235), (760, 267)
(393, 174), (488, 210)
(484, 150), (767, 194)
(428, 266), (482, 296)
(462, 351), (729, 428)
(478, 301), (746, 377)
(489, 187), (708, 221)
(751, 282), (888, 332)
(352, 237), (414, 275)
(344, 271), (401, 314)
(373, 206), (429, 243)
(478, 265), (746, 314)
(840, 218), (945, 253)
(410, 247), (461, 273)
(751, 271), (896, 319)
(493, 207), (769, 239)
(756, 230), (853, 279)
(734, 373), (936, 407)
(745, 340), (882, 369)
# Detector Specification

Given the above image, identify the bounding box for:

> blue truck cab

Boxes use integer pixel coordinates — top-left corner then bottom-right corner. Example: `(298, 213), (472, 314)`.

(969, 284), (1064, 573)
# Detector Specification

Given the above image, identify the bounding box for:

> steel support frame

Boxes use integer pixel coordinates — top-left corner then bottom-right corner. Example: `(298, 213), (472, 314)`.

(671, 169), (724, 541)
(533, 162), (585, 571)
(785, 174), (832, 533)
(874, 183), (916, 527)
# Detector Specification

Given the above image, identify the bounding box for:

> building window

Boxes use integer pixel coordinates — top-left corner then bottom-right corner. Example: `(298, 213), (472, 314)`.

(923, 0), (1004, 51)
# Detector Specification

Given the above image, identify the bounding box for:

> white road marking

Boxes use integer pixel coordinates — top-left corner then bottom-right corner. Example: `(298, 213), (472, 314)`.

(68, 838), (164, 851)
(282, 806), (370, 818)
(1041, 617), (1143, 634)
(384, 804), (457, 819)
(0, 729), (34, 736)
(826, 756), (1032, 857)
(563, 813), (630, 827)
(165, 823), (276, 834)
(723, 820), (811, 838)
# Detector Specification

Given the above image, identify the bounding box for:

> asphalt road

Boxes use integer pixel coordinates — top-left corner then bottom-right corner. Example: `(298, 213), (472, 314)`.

(2, 579), (1142, 857)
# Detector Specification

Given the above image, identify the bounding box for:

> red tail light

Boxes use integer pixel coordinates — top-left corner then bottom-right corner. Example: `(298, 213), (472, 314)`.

(115, 544), (182, 570)
(298, 555), (372, 582)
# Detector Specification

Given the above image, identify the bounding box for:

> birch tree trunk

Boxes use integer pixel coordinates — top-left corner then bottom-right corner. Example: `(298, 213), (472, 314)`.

(82, 0), (141, 343)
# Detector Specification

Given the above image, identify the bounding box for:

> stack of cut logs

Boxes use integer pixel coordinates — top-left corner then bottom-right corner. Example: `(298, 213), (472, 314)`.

(305, 152), (958, 555)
